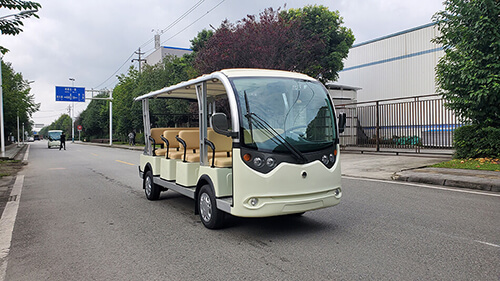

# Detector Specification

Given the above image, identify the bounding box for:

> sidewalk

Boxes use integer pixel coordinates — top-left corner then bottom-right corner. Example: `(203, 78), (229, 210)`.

(0, 144), (28, 222)
(0, 143), (27, 161)
(340, 151), (500, 192)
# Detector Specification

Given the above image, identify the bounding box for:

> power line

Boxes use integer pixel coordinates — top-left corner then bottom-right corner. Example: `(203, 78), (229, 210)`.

(94, 52), (135, 89)
(95, 2), (206, 89)
(160, 0), (226, 46)
(95, 0), (226, 90)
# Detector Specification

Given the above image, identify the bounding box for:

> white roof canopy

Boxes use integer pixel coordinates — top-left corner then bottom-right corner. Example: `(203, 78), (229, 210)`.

(134, 68), (316, 101)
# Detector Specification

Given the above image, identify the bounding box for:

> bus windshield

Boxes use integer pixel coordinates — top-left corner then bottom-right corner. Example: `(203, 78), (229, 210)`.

(231, 77), (336, 153)
(48, 131), (62, 141)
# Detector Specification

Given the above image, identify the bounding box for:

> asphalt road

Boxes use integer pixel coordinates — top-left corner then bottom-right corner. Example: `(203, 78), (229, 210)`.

(4, 141), (499, 280)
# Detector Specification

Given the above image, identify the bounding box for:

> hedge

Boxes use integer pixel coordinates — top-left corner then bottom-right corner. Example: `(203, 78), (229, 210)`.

(454, 125), (500, 159)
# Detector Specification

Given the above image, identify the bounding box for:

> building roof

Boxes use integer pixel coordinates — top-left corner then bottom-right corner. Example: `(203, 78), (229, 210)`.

(325, 83), (362, 91)
(352, 22), (437, 48)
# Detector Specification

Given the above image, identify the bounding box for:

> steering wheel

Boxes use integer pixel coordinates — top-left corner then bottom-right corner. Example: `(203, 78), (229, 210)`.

(286, 125), (307, 133)
(284, 125), (308, 139)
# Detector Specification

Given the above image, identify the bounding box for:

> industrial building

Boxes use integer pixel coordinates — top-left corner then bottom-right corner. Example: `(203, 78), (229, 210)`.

(335, 23), (444, 103)
(145, 34), (193, 66)
(331, 23), (459, 152)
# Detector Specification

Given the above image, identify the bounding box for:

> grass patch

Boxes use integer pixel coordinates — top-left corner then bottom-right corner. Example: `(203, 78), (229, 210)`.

(0, 159), (23, 178)
(112, 141), (144, 147)
(431, 158), (500, 171)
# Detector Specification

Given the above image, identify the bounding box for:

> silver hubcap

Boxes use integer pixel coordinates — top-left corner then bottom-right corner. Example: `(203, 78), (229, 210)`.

(145, 176), (152, 196)
(200, 193), (212, 222)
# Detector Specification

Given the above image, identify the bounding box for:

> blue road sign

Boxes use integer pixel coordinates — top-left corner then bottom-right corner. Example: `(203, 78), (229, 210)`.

(55, 86), (86, 102)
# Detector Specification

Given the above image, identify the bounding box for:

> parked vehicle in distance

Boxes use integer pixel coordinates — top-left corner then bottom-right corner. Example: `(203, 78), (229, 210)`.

(135, 68), (347, 229)
(47, 130), (63, 149)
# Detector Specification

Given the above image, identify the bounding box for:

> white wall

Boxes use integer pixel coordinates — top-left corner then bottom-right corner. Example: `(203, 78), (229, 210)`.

(145, 46), (193, 66)
(337, 23), (444, 102)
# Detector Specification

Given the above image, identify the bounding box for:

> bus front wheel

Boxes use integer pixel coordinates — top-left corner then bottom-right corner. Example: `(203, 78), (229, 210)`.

(144, 170), (161, 200)
(198, 184), (224, 229)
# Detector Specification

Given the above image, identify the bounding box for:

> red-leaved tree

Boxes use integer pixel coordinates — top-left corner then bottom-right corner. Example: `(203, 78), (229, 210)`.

(195, 8), (325, 76)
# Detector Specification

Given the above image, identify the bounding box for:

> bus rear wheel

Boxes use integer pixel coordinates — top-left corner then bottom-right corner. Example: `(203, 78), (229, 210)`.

(198, 184), (224, 229)
(144, 170), (161, 200)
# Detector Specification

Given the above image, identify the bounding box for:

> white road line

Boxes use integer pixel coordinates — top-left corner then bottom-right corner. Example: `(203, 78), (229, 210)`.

(474, 240), (500, 248)
(342, 176), (500, 197)
(0, 175), (24, 281)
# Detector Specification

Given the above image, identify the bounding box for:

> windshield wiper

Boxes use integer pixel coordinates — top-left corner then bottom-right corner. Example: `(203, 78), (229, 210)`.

(243, 91), (254, 142)
(245, 112), (307, 163)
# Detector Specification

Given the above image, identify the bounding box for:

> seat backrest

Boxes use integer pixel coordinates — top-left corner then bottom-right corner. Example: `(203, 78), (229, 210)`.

(208, 130), (232, 152)
(150, 128), (169, 144)
(161, 128), (195, 148)
(178, 130), (200, 150)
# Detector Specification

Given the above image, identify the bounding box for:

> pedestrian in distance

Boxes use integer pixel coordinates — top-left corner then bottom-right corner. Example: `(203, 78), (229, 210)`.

(60, 132), (66, 150)
(128, 131), (134, 146)
(132, 130), (136, 146)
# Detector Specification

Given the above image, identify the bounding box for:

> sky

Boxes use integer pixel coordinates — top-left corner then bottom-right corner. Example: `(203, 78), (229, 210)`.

(1, 0), (445, 128)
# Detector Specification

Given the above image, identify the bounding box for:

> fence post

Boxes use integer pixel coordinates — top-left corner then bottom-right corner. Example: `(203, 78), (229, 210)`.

(376, 101), (380, 152)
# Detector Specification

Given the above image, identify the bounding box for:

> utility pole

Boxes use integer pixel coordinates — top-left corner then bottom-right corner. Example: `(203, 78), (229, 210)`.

(132, 48), (146, 73)
(69, 78), (75, 143)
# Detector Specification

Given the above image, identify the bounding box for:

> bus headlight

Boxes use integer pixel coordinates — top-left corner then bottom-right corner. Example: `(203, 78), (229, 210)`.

(253, 157), (264, 168)
(333, 188), (342, 198)
(329, 153), (335, 163)
(266, 157), (276, 168)
(321, 155), (329, 165)
(249, 198), (258, 206)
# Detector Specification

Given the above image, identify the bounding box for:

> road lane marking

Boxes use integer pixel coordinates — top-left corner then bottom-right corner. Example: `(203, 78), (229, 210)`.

(116, 160), (135, 166)
(91, 153), (99, 157)
(474, 240), (500, 248)
(0, 175), (24, 281)
(342, 176), (500, 197)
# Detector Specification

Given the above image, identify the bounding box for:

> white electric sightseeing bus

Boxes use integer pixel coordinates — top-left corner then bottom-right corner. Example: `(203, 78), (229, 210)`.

(135, 68), (346, 229)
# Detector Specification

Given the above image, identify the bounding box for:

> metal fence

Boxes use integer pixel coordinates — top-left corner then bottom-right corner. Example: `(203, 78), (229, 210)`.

(335, 94), (464, 155)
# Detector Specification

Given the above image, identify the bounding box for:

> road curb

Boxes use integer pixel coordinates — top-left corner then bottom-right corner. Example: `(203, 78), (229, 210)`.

(75, 142), (144, 151)
(393, 169), (500, 192)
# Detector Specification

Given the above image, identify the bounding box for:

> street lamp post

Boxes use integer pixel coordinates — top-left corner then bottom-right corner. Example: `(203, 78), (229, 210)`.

(69, 78), (75, 143)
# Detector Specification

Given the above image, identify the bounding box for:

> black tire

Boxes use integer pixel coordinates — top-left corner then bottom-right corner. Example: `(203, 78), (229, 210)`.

(198, 184), (224, 229)
(144, 170), (161, 200)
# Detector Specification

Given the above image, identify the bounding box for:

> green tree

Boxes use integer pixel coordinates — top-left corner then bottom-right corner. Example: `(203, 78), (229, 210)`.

(80, 53), (198, 142)
(39, 114), (72, 138)
(281, 5), (355, 83)
(1, 60), (39, 142)
(78, 93), (109, 140)
(433, 0), (500, 127)
(0, 0), (41, 54)
(190, 29), (213, 52)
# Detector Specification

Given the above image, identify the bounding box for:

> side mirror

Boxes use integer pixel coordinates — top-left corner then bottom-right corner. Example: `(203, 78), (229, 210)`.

(211, 113), (237, 137)
(338, 113), (347, 134)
